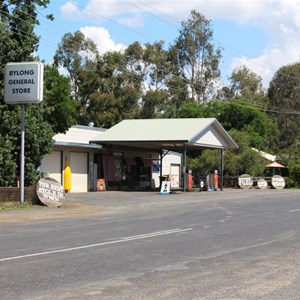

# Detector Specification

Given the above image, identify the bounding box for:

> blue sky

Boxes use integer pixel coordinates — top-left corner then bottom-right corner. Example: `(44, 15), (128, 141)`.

(35, 0), (300, 87)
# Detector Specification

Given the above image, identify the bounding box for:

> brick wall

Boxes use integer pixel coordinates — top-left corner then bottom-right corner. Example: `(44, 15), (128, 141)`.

(0, 186), (38, 203)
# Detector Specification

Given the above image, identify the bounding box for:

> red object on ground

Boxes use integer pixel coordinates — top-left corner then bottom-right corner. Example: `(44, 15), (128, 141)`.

(187, 174), (193, 191)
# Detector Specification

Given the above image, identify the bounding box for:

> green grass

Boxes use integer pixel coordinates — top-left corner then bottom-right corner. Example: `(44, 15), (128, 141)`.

(0, 201), (41, 212)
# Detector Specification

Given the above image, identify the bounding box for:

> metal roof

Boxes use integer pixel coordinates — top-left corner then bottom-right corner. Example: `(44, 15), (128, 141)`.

(53, 125), (107, 149)
(91, 118), (238, 151)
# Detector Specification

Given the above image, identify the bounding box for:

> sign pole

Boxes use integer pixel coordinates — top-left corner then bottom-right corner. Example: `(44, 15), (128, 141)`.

(4, 62), (43, 203)
(20, 104), (26, 203)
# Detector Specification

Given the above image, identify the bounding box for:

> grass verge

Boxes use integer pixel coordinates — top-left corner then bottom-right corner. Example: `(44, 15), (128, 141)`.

(0, 201), (41, 212)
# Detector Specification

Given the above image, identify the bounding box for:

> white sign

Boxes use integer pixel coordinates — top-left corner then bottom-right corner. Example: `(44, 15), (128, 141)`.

(238, 174), (253, 189)
(160, 181), (171, 194)
(36, 178), (65, 207)
(4, 62), (44, 104)
(257, 178), (268, 189)
(271, 175), (285, 190)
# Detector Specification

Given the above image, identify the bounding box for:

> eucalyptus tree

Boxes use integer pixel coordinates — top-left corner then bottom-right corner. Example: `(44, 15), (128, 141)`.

(53, 31), (100, 120)
(268, 62), (300, 148)
(172, 10), (222, 103)
(86, 48), (143, 128)
(126, 41), (188, 119)
(229, 65), (267, 105)
(139, 41), (183, 118)
(86, 40), (181, 125)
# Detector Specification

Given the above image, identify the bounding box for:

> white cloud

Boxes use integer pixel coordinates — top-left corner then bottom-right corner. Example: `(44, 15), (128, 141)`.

(61, 0), (140, 22)
(232, 42), (300, 87)
(117, 14), (144, 28)
(84, 0), (137, 18)
(80, 26), (126, 54)
(228, 1), (300, 85)
(60, 1), (81, 19)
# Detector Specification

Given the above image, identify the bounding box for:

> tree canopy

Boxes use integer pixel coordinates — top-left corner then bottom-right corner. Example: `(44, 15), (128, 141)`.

(268, 62), (300, 149)
(172, 10), (222, 103)
(0, 1), (53, 81)
(1, 3), (300, 186)
(53, 10), (222, 126)
(0, 1), (77, 187)
(177, 99), (279, 150)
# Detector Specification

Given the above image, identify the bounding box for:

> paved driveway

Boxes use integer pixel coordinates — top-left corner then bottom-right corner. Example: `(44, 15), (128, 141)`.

(1, 188), (297, 223)
(0, 189), (226, 222)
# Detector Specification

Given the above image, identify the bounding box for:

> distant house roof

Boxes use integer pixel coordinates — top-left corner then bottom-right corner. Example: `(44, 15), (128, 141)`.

(91, 118), (238, 151)
(53, 125), (107, 149)
(252, 148), (276, 162)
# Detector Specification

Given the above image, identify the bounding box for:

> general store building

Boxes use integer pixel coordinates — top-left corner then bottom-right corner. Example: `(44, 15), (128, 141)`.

(40, 118), (238, 193)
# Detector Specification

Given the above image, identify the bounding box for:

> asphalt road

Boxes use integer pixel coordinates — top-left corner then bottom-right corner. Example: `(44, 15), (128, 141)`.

(1, 189), (300, 299)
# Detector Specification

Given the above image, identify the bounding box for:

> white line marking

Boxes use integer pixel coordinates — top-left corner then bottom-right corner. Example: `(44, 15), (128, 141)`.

(0, 228), (192, 262)
(289, 209), (300, 213)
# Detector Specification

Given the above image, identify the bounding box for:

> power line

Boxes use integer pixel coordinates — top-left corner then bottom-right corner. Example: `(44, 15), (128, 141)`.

(2, 6), (300, 116)
(127, 0), (298, 86)
(68, 0), (156, 42)
(137, 0), (182, 25)
(231, 99), (300, 115)
(3, 22), (300, 115)
(34, 3), (300, 88)
(124, 0), (178, 30)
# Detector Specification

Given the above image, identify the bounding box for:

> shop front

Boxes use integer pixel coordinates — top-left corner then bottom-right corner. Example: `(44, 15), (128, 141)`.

(101, 151), (181, 190)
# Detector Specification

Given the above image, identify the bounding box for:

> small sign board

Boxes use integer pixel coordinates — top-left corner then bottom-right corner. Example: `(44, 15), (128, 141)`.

(271, 175), (285, 190)
(36, 178), (65, 207)
(160, 181), (171, 194)
(257, 178), (268, 189)
(238, 174), (253, 189)
(97, 178), (106, 191)
(4, 62), (44, 104)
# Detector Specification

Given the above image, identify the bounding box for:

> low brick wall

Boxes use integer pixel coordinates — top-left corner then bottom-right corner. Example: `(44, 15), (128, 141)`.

(0, 186), (38, 203)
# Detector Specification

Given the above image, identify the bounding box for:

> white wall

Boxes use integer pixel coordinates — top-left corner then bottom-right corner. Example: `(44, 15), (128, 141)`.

(152, 151), (182, 188)
(40, 151), (62, 183)
(41, 146), (99, 193)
